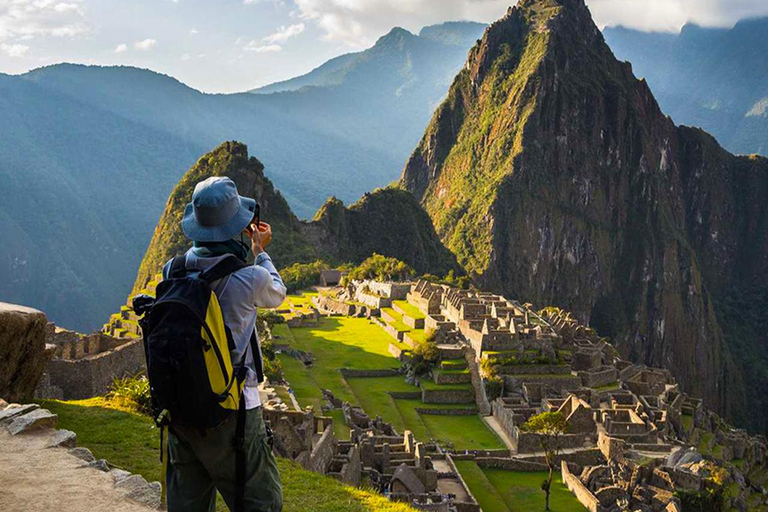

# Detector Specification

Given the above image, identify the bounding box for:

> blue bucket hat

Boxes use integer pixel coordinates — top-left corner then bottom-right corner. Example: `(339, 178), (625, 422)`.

(181, 177), (257, 242)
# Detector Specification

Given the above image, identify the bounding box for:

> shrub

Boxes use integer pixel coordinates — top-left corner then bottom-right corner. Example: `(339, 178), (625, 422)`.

(346, 254), (415, 283)
(280, 260), (330, 293)
(408, 338), (440, 377)
(484, 375), (503, 400)
(480, 357), (498, 378)
(108, 374), (152, 415)
(263, 357), (285, 383)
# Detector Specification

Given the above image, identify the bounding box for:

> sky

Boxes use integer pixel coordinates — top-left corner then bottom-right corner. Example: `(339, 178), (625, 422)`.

(1, 0), (767, 93)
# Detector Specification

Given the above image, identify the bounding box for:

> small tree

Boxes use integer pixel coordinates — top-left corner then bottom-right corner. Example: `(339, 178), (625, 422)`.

(521, 411), (569, 511)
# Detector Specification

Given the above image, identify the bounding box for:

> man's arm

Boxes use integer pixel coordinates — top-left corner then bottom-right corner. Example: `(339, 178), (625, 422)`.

(252, 252), (287, 308)
(249, 222), (287, 308)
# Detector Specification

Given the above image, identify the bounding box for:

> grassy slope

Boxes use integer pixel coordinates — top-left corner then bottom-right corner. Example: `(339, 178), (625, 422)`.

(454, 460), (587, 512)
(38, 398), (414, 512)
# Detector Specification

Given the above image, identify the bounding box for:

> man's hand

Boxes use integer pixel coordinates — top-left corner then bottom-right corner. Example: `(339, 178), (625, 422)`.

(249, 221), (272, 255)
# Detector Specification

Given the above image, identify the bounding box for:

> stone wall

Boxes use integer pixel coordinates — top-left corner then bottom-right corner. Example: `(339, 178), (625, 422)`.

(421, 387), (475, 404)
(307, 424), (337, 474)
(339, 369), (399, 378)
(579, 367), (618, 388)
(43, 339), (146, 399)
(475, 457), (548, 471)
(561, 460), (602, 512)
(515, 431), (589, 454)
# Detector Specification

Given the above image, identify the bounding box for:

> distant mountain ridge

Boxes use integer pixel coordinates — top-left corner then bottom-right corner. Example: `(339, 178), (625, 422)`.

(251, 22), (486, 95)
(402, 0), (768, 432)
(0, 21), (483, 331)
(604, 16), (768, 156)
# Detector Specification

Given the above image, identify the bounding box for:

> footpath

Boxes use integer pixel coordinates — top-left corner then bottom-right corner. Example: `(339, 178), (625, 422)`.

(0, 402), (158, 512)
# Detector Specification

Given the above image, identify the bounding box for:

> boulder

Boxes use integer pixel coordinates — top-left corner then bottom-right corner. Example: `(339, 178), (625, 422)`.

(69, 447), (96, 463)
(0, 303), (49, 401)
(7, 408), (57, 435)
(86, 459), (110, 472)
(46, 428), (77, 448)
(0, 403), (39, 424)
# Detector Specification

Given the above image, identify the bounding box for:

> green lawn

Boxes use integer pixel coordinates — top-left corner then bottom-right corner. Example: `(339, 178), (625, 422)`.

(380, 307), (412, 333)
(279, 317), (503, 450)
(455, 460), (587, 512)
(392, 300), (425, 320)
(39, 398), (413, 512)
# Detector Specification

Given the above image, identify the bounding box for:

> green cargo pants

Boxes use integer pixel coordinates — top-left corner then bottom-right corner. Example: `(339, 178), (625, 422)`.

(166, 407), (283, 512)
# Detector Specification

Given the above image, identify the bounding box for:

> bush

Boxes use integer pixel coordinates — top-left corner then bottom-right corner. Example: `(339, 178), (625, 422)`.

(345, 254), (415, 283)
(484, 375), (503, 400)
(280, 260), (330, 293)
(420, 270), (470, 290)
(408, 337), (440, 378)
(263, 357), (285, 383)
(108, 374), (152, 415)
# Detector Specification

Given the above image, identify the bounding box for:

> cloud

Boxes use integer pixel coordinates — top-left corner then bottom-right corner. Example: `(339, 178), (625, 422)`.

(243, 42), (282, 53)
(1, 42), (30, 57)
(114, 43), (127, 53)
(262, 23), (305, 44)
(180, 53), (190, 61)
(0, 0), (88, 44)
(189, 28), (199, 35)
(291, 0), (768, 46)
(588, 0), (768, 31)
(134, 38), (157, 51)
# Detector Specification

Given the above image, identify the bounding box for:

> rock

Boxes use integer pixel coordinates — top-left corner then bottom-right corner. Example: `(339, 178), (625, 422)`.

(7, 408), (57, 435)
(0, 303), (50, 401)
(69, 447), (96, 463)
(115, 474), (149, 492)
(0, 398), (8, 409)
(86, 459), (110, 472)
(110, 469), (132, 484)
(119, 475), (162, 510)
(46, 428), (77, 448)
(0, 403), (39, 424)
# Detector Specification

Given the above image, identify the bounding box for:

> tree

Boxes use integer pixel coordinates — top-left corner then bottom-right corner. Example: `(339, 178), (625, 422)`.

(521, 411), (569, 511)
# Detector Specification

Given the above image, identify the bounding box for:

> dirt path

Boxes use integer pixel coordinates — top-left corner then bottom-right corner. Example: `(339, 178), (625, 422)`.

(0, 428), (154, 512)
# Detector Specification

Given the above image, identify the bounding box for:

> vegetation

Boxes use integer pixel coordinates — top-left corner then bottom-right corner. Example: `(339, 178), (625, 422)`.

(281, 260), (331, 293)
(454, 460), (586, 512)
(277, 317), (503, 450)
(345, 254), (415, 283)
(408, 332), (440, 377)
(37, 398), (415, 512)
(108, 374), (152, 416)
(522, 412), (570, 511)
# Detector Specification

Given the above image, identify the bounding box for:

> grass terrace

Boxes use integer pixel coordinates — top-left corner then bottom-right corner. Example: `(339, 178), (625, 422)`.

(455, 460), (587, 512)
(278, 313), (504, 450)
(392, 300), (425, 320)
(380, 307), (412, 333)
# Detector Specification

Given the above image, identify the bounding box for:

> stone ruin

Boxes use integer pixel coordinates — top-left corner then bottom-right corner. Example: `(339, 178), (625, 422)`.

(35, 323), (145, 400)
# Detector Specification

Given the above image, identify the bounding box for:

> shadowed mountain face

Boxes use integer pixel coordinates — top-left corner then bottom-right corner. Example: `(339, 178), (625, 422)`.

(132, 141), (459, 296)
(0, 22), (482, 331)
(402, 0), (768, 432)
(604, 18), (768, 156)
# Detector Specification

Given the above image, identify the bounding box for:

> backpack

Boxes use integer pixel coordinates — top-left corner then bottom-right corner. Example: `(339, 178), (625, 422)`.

(133, 254), (265, 511)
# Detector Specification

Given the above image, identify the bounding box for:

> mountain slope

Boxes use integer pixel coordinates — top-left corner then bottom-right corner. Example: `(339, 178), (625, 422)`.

(0, 22), (482, 331)
(604, 18), (768, 156)
(402, 0), (768, 432)
(131, 141), (459, 295)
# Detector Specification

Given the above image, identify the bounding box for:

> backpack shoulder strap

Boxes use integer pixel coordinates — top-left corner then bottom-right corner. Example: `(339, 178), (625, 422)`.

(199, 255), (248, 284)
(169, 255), (187, 279)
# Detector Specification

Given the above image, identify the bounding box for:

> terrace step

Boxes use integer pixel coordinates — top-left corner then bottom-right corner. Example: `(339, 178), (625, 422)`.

(433, 370), (472, 385)
(438, 345), (464, 360)
(440, 360), (468, 371)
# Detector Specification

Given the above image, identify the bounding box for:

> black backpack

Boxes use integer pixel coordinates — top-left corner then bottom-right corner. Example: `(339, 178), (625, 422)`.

(133, 254), (265, 511)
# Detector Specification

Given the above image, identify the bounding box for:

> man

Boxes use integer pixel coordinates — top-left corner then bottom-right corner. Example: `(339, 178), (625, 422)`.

(163, 176), (285, 512)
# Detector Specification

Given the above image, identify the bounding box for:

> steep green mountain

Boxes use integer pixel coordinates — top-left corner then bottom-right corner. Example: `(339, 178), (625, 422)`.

(0, 22), (481, 331)
(604, 17), (768, 155)
(402, 0), (768, 432)
(131, 141), (458, 295)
